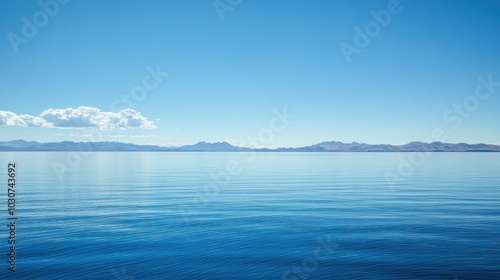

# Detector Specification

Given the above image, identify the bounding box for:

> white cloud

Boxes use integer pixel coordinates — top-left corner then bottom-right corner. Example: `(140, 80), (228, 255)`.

(0, 110), (50, 127)
(0, 106), (156, 130)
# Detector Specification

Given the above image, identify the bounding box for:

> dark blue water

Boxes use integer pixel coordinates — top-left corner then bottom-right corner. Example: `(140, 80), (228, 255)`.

(1, 152), (499, 279)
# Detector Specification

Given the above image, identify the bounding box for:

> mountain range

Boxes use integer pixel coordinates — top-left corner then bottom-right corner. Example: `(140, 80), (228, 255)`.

(0, 140), (499, 152)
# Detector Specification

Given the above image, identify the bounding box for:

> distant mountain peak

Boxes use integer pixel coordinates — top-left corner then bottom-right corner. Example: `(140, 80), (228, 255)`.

(176, 141), (243, 151)
(0, 139), (40, 148)
(191, 141), (233, 147)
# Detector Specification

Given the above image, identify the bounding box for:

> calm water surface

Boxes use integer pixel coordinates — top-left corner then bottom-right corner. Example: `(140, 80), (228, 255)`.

(0, 152), (499, 279)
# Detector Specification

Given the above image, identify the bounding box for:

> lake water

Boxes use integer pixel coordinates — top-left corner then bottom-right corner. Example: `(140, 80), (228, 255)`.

(1, 152), (499, 279)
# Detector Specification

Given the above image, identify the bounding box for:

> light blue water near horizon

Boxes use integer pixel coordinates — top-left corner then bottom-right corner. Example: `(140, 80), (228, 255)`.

(0, 152), (499, 279)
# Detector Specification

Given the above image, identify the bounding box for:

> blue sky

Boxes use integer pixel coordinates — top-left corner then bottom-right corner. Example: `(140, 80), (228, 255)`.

(1, 0), (499, 148)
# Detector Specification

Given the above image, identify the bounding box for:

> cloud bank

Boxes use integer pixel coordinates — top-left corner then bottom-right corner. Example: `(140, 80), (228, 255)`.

(0, 107), (156, 129)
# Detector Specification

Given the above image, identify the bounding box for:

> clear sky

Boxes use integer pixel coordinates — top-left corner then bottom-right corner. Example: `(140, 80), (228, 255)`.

(1, 0), (499, 148)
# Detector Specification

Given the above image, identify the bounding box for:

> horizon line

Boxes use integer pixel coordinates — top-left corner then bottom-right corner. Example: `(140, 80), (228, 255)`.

(1, 139), (500, 150)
